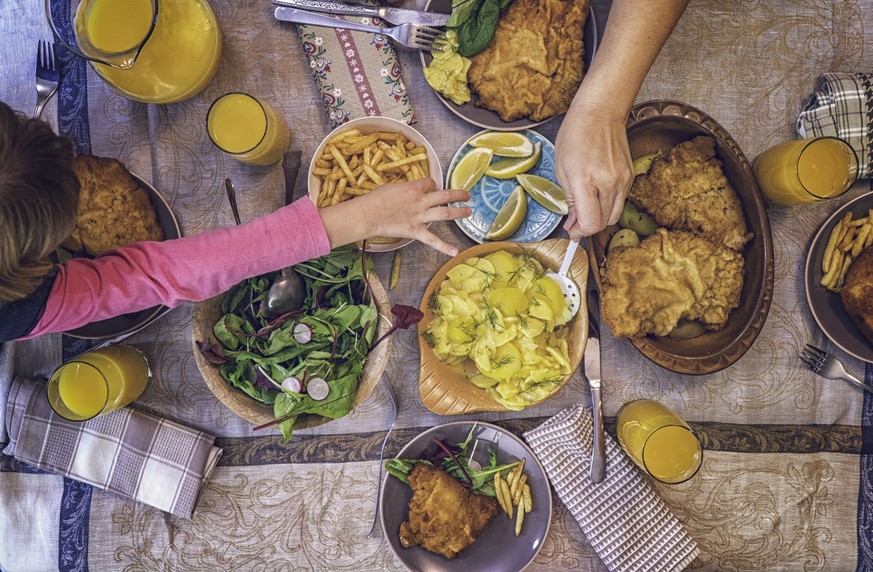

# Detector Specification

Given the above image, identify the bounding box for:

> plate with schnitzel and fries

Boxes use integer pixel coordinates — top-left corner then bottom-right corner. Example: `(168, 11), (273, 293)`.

(421, 0), (598, 131)
(60, 155), (181, 339)
(381, 421), (552, 572)
(308, 116), (442, 252)
(805, 192), (873, 363)
(588, 100), (774, 375)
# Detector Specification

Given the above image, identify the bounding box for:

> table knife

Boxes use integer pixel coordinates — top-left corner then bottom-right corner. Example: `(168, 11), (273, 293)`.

(272, 0), (449, 27)
(585, 286), (606, 484)
(283, 150), (302, 206)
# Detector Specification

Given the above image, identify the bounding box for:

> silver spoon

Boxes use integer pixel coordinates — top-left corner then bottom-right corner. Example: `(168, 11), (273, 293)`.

(545, 240), (582, 318)
(260, 267), (306, 319)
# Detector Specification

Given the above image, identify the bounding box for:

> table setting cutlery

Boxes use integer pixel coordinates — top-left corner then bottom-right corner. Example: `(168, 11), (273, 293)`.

(800, 343), (873, 394)
(367, 373), (398, 536)
(274, 7), (441, 50)
(34, 39), (59, 117)
(585, 285), (606, 484)
(273, 0), (449, 27)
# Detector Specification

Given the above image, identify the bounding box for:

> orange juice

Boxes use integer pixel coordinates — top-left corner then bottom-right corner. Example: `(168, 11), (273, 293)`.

(207, 93), (291, 166)
(753, 137), (858, 206)
(616, 399), (702, 484)
(48, 346), (151, 421)
(79, 0), (222, 104)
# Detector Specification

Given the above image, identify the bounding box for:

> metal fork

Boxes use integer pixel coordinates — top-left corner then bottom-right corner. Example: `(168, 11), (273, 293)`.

(800, 344), (873, 394)
(274, 7), (441, 50)
(367, 373), (399, 536)
(35, 40), (59, 117)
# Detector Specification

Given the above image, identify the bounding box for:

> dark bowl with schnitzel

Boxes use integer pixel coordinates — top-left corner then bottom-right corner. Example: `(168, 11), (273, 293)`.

(588, 100), (775, 375)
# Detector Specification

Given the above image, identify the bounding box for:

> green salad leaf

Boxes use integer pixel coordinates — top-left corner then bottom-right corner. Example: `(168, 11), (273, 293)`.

(446, 0), (514, 57)
(205, 247), (378, 442)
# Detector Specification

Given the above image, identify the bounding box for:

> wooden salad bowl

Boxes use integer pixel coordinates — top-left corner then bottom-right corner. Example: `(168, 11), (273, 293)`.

(191, 273), (392, 428)
(418, 239), (589, 415)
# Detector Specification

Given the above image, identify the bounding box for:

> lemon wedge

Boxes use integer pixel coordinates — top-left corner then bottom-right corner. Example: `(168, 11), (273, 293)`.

(468, 131), (534, 157)
(450, 147), (494, 191)
(485, 186), (527, 241)
(516, 174), (568, 215)
(485, 142), (542, 179)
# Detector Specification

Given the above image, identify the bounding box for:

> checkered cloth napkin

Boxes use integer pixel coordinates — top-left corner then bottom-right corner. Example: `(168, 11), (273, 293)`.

(797, 72), (873, 179)
(3, 376), (221, 518)
(523, 406), (699, 572)
(296, 10), (416, 128)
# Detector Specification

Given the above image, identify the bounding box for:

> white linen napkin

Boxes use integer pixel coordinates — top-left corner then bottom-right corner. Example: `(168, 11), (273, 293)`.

(797, 72), (873, 179)
(523, 406), (699, 572)
(3, 376), (221, 518)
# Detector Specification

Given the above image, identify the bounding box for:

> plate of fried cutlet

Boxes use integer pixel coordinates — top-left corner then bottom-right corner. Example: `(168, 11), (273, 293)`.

(381, 421), (551, 572)
(60, 154), (180, 339)
(805, 192), (873, 363)
(421, 0), (598, 131)
(588, 100), (775, 375)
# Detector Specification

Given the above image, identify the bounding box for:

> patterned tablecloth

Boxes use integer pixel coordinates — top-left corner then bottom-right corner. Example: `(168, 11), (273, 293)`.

(2, 1), (873, 570)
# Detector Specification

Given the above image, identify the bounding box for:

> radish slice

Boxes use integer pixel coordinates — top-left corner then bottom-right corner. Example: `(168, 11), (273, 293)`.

(281, 376), (303, 393)
(293, 323), (313, 344)
(307, 377), (329, 401)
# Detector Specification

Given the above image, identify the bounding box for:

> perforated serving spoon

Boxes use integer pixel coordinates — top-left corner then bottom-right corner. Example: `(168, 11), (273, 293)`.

(545, 240), (582, 318)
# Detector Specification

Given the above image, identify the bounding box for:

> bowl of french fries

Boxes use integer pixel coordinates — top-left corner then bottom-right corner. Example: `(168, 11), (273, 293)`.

(805, 192), (873, 362)
(309, 116), (443, 252)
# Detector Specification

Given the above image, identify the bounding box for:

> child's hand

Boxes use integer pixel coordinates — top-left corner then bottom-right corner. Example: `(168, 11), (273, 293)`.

(320, 178), (471, 256)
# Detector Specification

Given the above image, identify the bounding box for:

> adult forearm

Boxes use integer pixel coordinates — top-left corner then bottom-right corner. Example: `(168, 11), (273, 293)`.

(572, 0), (689, 114)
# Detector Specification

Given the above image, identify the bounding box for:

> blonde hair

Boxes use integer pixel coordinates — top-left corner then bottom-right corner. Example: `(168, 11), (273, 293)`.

(0, 102), (79, 304)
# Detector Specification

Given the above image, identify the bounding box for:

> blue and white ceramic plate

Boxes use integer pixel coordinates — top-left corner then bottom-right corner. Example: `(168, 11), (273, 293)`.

(448, 130), (562, 244)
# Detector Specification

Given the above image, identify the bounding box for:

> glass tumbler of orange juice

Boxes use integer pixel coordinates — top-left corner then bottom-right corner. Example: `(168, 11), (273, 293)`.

(753, 136), (859, 206)
(47, 345), (152, 421)
(616, 399), (702, 484)
(207, 92), (291, 166)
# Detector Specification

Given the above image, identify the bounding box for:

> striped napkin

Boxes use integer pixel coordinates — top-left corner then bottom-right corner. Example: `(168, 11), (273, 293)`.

(296, 11), (416, 128)
(797, 72), (873, 179)
(3, 376), (221, 518)
(523, 406), (699, 572)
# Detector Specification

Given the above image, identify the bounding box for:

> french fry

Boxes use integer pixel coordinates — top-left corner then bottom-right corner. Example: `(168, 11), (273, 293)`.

(370, 149), (384, 167)
(515, 500), (525, 536)
(494, 472), (510, 515)
(499, 477), (514, 519)
(312, 167), (332, 176)
(363, 164), (385, 186)
(523, 483), (532, 513)
(513, 475), (527, 506)
(327, 145), (356, 183)
(377, 153), (429, 172)
(509, 459), (525, 495)
(865, 223), (873, 249)
(390, 251), (402, 289)
(852, 225), (871, 257)
(344, 133), (380, 155)
(822, 219), (844, 274)
(325, 128), (361, 144)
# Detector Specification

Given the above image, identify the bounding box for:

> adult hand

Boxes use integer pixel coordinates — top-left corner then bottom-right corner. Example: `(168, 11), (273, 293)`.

(321, 178), (471, 256)
(555, 102), (634, 240)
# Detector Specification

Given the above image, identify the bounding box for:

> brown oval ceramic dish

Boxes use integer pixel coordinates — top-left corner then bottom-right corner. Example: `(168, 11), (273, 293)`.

(588, 100), (775, 375)
(418, 239), (588, 415)
(191, 274), (392, 428)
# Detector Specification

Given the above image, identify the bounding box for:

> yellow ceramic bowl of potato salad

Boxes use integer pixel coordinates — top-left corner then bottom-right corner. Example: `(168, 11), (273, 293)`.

(418, 240), (588, 414)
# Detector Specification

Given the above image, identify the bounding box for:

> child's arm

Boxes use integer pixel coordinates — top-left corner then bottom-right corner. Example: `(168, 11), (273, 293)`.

(23, 182), (470, 339)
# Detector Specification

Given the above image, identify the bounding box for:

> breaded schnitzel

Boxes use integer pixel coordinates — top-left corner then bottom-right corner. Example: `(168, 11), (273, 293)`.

(629, 136), (753, 251)
(399, 463), (499, 559)
(601, 229), (745, 338)
(467, 0), (588, 122)
(63, 155), (164, 256)
(841, 246), (873, 346)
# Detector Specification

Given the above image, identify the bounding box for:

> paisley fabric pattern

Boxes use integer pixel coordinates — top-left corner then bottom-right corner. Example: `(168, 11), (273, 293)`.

(1, 0), (873, 570)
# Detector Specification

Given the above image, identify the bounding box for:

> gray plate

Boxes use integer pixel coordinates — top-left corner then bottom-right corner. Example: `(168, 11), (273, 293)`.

(420, 1), (598, 132)
(66, 173), (181, 339)
(805, 191), (873, 363)
(380, 421), (552, 572)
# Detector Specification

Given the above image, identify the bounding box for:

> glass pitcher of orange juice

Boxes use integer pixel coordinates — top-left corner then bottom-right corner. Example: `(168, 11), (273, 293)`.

(47, 0), (222, 104)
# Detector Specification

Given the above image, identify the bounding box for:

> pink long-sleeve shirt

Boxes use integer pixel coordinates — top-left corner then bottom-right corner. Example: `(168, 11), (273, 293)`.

(21, 197), (331, 339)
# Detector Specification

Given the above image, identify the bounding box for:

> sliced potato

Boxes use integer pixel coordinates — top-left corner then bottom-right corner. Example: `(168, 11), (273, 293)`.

(607, 229), (641, 253)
